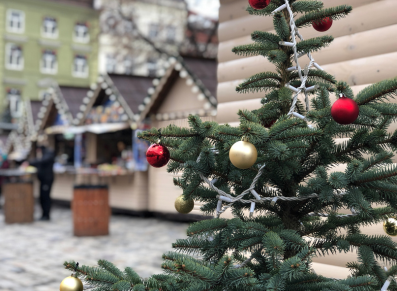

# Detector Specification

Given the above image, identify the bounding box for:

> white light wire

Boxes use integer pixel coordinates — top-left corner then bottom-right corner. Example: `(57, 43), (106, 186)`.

(195, 0), (361, 219)
(279, 0), (321, 120)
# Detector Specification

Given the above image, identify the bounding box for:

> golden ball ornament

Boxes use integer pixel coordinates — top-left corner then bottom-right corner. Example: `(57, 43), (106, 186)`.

(60, 276), (84, 291)
(229, 140), (258, 169)
(175, 195), (194, 214)
(383, 216), (397, 237)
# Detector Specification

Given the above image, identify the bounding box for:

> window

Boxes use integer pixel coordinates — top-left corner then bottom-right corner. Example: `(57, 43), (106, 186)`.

(41, 50), (57, 74)
(147, 58), (157, 77)
(6, 9), (25, 33)
(124, 57), (133, 75)
(166, 26), (176, 43)
(73, 55), (89, 78)
(106, 54), (116, 73)
(6, 89), (23, 118)
(74, 22), (89, 43)
(5, 43), (23, 70)
(148, 24), (159, 39)
(42, 17), (58, 38)
(39, 90), (51, 101)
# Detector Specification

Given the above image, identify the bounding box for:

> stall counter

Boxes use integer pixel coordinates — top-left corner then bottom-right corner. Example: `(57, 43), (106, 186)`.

(50, 170), (148, 212)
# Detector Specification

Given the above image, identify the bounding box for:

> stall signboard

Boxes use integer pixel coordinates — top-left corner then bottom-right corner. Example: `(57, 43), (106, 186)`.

(133, 130), (149, 172)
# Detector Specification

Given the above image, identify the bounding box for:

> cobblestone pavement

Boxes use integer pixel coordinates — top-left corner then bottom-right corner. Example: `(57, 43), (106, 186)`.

(0, 206), (189, 291)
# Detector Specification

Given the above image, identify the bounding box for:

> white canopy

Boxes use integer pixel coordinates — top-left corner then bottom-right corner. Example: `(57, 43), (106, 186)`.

(45, 123), (131, 135)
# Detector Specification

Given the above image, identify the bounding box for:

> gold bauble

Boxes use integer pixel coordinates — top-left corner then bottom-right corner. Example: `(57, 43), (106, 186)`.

(383, 217), (397, 236)
(229, 141), (258, 169)
(60, 276), (84, 291)
(175, 195), (194, 214)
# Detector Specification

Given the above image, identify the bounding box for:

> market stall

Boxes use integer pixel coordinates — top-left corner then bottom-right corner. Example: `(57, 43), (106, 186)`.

(136, 56), (218, 216)
(41, 75), (152, 212)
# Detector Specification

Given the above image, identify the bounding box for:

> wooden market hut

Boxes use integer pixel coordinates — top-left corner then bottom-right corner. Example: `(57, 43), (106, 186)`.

(136, 56), (218, 217)
(217, 0), (397, 278)
(64, 73), (153, 212)
(5, 100), (41, 161)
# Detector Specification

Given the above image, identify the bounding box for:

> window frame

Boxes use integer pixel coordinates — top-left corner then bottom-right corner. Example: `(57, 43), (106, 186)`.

(147, 57), (157, 77)
(41, 17), (58, 39)
(39, 90), (51, 101)
(40, 49), (58, 75)
(6, 89), (23, 119)
(72, 55), (89, 78)
(124, 57), (133, 75)
(148, 23), (159, 39)
(106, 54), (116, 73)
(5, 43), (24, 71)
(166, 25), (176, 43)
(6, 9), (25, 34)
(73, 22), (90, 43)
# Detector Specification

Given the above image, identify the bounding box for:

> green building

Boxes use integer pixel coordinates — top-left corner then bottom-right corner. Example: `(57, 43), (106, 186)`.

(0, 0), (99, 120)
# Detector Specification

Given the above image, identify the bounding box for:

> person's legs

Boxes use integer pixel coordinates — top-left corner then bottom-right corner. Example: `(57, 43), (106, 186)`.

(40, 180), (53, 219)
(39, 182), (46, 218)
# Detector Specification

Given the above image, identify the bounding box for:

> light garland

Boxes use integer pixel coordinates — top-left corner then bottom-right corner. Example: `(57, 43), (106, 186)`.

(276, 0), (324, 125)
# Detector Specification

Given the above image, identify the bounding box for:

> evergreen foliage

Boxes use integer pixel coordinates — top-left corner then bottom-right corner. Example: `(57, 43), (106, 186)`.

(65, 0), (397, 290)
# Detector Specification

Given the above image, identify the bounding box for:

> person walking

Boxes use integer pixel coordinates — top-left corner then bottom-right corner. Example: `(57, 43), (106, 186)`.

(30, 145), (55, 221)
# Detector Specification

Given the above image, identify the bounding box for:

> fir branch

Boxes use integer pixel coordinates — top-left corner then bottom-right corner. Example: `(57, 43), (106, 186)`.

(291, 1), (323, 13)
(296, 36), (334, 55)
(356, 78), (397, 105)
(295, 5), (353, 28)
(251, 31), (282, 45)
(232, 43), (279, 57)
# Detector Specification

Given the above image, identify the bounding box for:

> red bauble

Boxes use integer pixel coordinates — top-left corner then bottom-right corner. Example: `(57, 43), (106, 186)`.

(331, 95), (359, 125)
(312, 17), (333, 32)
(264, 120), (276, 128)
(146, 144), (170, 168)
(248, 0), (271, 10)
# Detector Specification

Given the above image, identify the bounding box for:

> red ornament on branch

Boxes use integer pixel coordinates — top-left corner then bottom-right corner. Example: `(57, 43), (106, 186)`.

(248, 0), (271, 10)
(264, 120), (276, 128)
(312, 17), (333, 32)
(146, 144), (170, 168)
(331, 94), (359, 125)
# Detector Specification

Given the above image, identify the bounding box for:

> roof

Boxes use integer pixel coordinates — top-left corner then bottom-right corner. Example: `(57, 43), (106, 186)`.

(30, 101), (42, 125)
(183, 57), (218, 98)
(136, 56), (218, 123)
(72, 74), (153, 126)
(43, 0), (93, 8)
(108, 74), (153, 114)
(59, 86), (90, 119)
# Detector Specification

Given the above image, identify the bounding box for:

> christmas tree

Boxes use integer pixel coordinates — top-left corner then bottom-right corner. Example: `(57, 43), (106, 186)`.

(63, 0), (397, 290)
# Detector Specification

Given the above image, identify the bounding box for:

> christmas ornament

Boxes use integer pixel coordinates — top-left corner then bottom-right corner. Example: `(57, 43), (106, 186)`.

(175, 195), (194, 214)
(146, 144), (170, 168)
(229, 138), (258, 169)
(60, 276), (83, 291)
(312, 17), (333, 32)
(383, 217), (397, 237)
(248, 0), (271, 10)
(264, 120), (276, 128)
(331, 94), (359, 125)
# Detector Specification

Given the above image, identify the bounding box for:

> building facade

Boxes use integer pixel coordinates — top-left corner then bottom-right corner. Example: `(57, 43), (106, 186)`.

(0, 0), (99, 122)
(96, 0), (187, 77)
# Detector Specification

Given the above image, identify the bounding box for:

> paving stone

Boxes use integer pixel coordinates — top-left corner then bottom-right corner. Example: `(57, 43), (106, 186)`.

(0, 206), (189, 290)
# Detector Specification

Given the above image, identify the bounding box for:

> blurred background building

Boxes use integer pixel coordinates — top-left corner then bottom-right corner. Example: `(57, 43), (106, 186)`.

(0, 0), (99, 126)
(96, 0), (218, 76)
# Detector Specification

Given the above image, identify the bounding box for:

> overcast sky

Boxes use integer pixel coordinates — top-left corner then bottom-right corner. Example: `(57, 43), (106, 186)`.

(186, 0), (220, 19)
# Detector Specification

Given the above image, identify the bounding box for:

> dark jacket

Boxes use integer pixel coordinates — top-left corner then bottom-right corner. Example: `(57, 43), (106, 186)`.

(30, 147), (55, 182)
